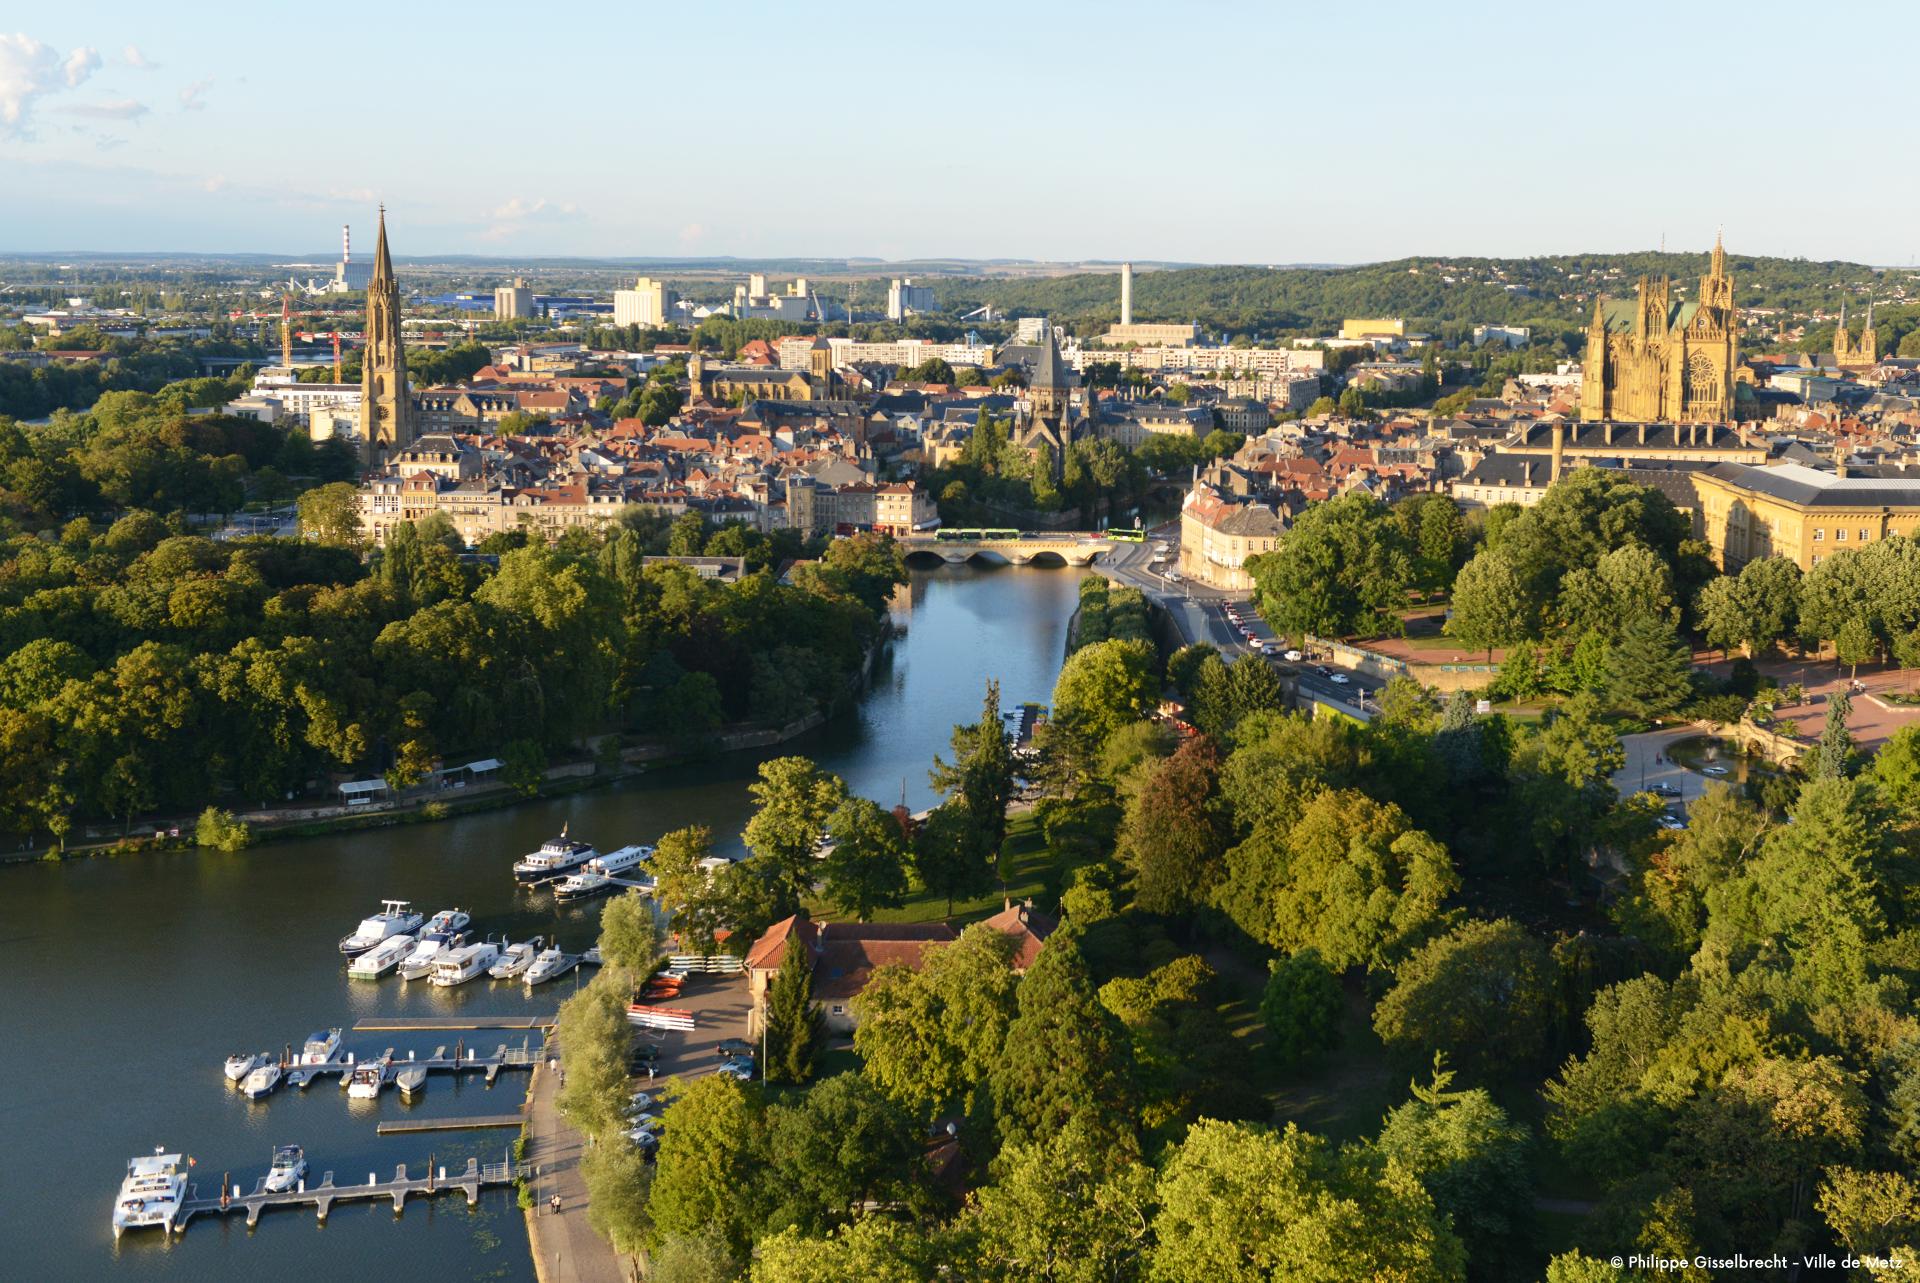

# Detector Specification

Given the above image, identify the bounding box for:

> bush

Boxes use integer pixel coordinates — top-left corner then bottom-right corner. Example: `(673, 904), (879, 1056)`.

(1260, 949), (1345, 1070)
(1688, 693), (1748, 725)
(194, 806), (252, 852)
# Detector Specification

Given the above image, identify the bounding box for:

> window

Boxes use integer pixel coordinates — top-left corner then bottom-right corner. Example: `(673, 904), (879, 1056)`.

(1813, 555), (1823, 565)
(1860, 529), (1871, 542)
(1813, 528), (1825, 541)
(829, 1004), (846, 1016)
(1836, 528), (1848, 541)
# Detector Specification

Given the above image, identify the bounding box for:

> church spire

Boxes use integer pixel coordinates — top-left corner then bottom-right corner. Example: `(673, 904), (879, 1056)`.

(372, 204), (394, 286)
(1710, 228), (1726, 278)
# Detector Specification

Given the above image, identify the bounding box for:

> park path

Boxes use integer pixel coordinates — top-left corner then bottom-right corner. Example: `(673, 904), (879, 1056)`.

(523, 1058), (635, 1283)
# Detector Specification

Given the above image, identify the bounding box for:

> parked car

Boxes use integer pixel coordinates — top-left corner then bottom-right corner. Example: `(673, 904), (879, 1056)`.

(715, 1038), (755, 1060)
(624, 1126), (660, 1153)
(1657, 814), (1688, 831)
(714, 1057), (755, 1081)
(1283, 650), (1304, 662)
(1649, 783), (1682, 798)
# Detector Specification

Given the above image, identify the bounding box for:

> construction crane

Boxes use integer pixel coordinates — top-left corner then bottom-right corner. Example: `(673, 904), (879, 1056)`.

(280, 293), (293, 369)
(961, 303), (995, 322)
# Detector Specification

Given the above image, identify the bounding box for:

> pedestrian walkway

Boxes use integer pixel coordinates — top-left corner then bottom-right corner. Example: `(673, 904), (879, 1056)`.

(523, 1059), (631, 1283)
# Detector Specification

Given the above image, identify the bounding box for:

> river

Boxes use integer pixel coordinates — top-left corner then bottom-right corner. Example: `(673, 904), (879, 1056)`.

(0, 562), (1083, 1282)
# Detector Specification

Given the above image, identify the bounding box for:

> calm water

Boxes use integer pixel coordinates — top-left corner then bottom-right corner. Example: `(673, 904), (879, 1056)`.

(0, 563), (1082, 1281)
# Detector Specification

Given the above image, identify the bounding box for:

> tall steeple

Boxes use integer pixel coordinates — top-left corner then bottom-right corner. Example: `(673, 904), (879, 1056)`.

(357, 206), (414, 467)
(1709, 228), (1726, 278)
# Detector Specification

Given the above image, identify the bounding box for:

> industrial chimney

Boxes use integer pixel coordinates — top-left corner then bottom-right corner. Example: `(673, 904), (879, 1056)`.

(1120, 261), (1133, 326)
(342, 224), (350, 264)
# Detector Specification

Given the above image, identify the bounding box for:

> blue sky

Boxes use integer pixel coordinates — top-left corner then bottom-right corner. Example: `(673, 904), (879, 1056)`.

(0, 1), (1911, 264)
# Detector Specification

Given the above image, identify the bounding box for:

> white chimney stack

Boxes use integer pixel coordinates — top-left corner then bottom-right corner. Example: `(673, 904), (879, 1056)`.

(1120, 261), (1133, 326)
(342, 224), (350, 263)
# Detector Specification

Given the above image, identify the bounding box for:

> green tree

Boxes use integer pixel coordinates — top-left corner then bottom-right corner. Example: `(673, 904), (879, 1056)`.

(553, 973), (633, 1138)
(1049, 638), (1158, 772)
(764, 1072), (924, 1235)
(1149, 1120), (1465, 1283)
(193, 805), (251, 852)
(1373, 1056), (1533, 1262)
(922, 681), (1017, 912)
(1247, 491), (1412, 639)
(1216, 789), (1458, 970)
(964, 1117), (1155, 1283)
(992, 929), (1138, 1155)
(1814, 691), (1856, 780)
(1259, 948), (1345, 1069)
(650, 1229), (740, 1283)
(648, 1075), (770, 1257)
(744, 756), (847, 915)
(1445, 548), (1530, 657)
(580, 1135), (654, 1255)
(598, 888), (661, 976)
(1116, 737), (1226, 913)
(853, 922), (1020, 1115)
(764, 926), (824, 1084)
(1372, 919), (1555, 1082)
(1605, 614), (1694, 718)
(820, 797), (908, 921)
(295, 481), (363, 549)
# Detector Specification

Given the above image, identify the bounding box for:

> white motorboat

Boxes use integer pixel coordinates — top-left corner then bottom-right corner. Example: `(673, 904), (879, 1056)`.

(581, 945), (602, 966)
(262, 1144), (305, 1194)
(337, 899), (424, 955)
(421, 908), (471, 937)
(430, 940), (502, 986)
(524, 947), (575, 985)
(300, 1028), (343, 1065)
(225, 1051), (264, 1084)
(347, 932), (415, 979)
(395, 1065), (428, 1099)
(397, 930), (466, 981)
(557, 845), (654, 901)
(112, 1149), (187, 1238)
(513, 824), (598, 885)
(489, 936), (543, 979)
(242, 1061), (282, 1099)
(346, 1053), (391, 1099)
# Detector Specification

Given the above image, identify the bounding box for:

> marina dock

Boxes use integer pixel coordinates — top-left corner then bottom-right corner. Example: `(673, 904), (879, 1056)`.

(169, 1155), (517, 1234)
(351, 1014), (556, 1031)
(376, 1114), (524, 1135)
(263, 1040), (540, 1091)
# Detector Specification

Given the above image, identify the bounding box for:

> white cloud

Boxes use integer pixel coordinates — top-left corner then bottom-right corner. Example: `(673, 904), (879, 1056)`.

(679, 222), (705, 247)
(62, 46), (98, 87)
(60, 97), (147, 120)
(0, 33), (58, 133)
(480, 196), (581, 242)
(122, 44), (157, 69)
(202, 173), (226, 193)
(178, 77), (211, 110)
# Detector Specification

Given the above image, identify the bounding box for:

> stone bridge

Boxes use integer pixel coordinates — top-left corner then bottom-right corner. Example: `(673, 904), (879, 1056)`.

(901, 533), (1115, 567)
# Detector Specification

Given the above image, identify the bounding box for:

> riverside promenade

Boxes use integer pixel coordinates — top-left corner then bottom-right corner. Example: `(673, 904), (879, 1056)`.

(523, 1059), (632, 1283)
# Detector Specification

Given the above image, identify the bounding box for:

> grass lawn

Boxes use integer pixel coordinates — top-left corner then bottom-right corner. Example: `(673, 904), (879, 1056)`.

(807, 810), (1074, 928)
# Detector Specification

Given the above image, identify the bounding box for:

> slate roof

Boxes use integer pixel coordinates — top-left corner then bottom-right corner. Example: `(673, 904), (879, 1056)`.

(1702, 461), (1920, 508)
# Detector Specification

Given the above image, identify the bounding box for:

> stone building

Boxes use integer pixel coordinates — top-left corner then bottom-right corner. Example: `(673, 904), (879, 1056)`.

(1179, 481), (1286, 591)
(357, 208), (415, 466)
(1833, 299), (1879, 369)
(1580, 235), (1738, 423)
(1692, 461), (1920, 571)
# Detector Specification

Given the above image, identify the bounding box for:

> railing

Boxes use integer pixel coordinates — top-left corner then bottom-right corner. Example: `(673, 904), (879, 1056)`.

(668, 954), (744, 973)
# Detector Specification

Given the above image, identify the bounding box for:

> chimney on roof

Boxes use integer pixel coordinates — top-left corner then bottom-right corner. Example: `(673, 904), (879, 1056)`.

(1638, 423), (1648, 445)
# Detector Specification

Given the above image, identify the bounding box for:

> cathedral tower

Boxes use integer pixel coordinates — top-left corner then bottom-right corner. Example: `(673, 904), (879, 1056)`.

(358, 207), (414, 467)
(1581, 233), (1738, 423)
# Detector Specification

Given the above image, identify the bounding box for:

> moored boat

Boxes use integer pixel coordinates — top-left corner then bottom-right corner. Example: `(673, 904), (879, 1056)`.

(337, 900), (423, 956)
(395, 1064), (428, 1099)
(262, 1144), (305, 1193)
(242, 1061), (281, 1100)
(430, 940), (503, 986)
(300, 1028), (343, 1065)
(513, 824), (597, 885)
(347, 932), (414, 979)
(524, 946), (575, 985)
(346, 1052), (391, 1099)
(397, 930), (466, 981)
(112, 1149), (187, 1238)
(489, 936), (542, 979)
(224, 1051), (264, 1084)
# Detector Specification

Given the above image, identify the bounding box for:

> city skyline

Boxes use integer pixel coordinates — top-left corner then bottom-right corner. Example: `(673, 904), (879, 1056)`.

(2, 1), (1918, 265)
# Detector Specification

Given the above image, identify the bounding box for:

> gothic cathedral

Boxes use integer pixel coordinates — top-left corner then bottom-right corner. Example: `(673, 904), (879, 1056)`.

(1580, 234), (1738, 423)
(357, 208), (415, 466)
(1833, 298), (1878, 369)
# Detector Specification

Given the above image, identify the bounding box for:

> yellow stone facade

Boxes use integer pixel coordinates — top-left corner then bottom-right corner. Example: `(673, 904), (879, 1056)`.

(1833, 300), (1878, 369)
(1692, 463), (1920, 571)
(358, 208), (415, 467)
(1581, 237), (1738, 423)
